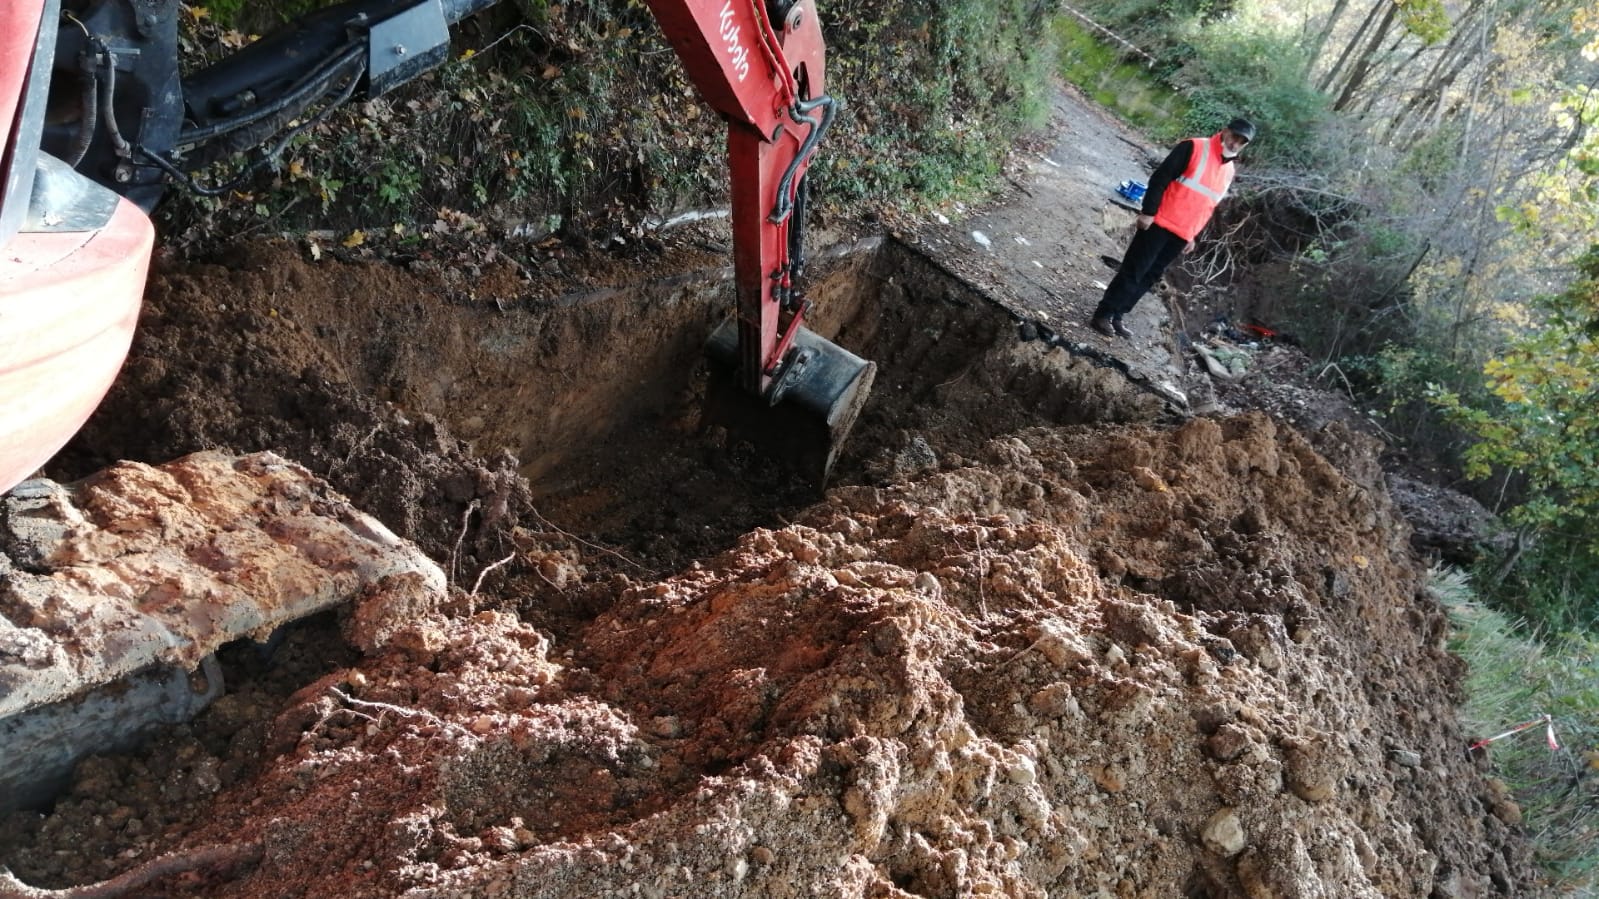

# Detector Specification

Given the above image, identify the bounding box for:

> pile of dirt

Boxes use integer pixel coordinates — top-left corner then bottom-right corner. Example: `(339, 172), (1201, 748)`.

(0, 414), (1533, 897)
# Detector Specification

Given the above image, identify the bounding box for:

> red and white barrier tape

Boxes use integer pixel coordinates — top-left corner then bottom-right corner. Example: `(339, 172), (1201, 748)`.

(1468, 714), (1561, 752)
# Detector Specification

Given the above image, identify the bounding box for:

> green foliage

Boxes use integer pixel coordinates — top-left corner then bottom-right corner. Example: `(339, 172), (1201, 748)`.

(1171, 23), (1332, 170)
(1397, 122), (1465, 192)
(818, 0), (1057, 209)
(1500, 83), (1599, 253)
(1485, 535), (1599, 634)
(1339, 343), (1483, 453)
(163, 0), (1063, 242)
(1396, 0), (1450, 45)
(1438, 567), (1599, 889)
(195, 0), (333, 31)
(1430, 246), (1599, 544)
(1051, 17), (1188, 141)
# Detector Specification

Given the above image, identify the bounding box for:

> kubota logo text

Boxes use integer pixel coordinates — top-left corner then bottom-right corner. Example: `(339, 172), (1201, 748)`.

(718, 1), (751, 82)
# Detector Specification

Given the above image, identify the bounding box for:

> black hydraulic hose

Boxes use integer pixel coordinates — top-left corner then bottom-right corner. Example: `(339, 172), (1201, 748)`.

(139, 54), (368, 196)
(63, 47), (98, 168)
(769, 93), (835, 224)
(92, 39), (132, 160)
(176, 44), (366, 149)
(788, 173), (808, 279)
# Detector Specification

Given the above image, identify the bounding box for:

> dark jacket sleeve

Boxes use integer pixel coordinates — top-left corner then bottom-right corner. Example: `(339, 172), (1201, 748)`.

(1140, 140), (1193, 217)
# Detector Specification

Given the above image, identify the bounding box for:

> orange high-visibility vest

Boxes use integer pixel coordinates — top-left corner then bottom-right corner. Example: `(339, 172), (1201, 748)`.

(1152, 134), (1234, 242)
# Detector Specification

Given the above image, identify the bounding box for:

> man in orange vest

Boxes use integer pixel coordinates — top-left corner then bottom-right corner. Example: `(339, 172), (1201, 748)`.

(1090, 117), (1256, 339)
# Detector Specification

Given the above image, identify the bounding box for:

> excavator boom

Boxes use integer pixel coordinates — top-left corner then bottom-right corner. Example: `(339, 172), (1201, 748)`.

(644, 0), (874, 483)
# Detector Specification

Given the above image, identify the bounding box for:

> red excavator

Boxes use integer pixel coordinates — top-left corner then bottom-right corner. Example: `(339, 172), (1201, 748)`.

(0, 0), (873, 810)
(0, 0), (874, 496)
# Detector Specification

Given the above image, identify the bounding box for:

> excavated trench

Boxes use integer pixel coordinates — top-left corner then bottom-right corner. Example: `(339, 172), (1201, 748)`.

(45, 233), (1166, 572)
(502, 237), (1168, 568)
(3, 233), (1161, 824)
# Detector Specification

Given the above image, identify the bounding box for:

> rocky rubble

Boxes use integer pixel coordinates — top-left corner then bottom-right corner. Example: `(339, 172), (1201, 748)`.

(0, 413), (1535, 897)
(0, 452), (445, 812)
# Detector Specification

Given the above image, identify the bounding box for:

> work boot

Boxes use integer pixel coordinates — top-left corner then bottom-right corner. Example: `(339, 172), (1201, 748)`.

(1112, 316), (1133, 338)
(1089, 314), (1116, 337)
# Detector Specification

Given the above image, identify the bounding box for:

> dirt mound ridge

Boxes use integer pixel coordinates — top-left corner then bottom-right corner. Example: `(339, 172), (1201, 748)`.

(2, 413), (1531, 897)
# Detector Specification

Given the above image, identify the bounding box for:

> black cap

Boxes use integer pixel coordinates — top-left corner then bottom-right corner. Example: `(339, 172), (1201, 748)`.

(1226, 117), (1257, 142)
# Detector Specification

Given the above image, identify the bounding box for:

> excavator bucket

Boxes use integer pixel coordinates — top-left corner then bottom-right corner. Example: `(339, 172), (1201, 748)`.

(705, 319), (875, 487)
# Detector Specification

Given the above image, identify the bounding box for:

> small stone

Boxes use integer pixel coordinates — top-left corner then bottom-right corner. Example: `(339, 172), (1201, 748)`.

(1207, 724), (1252, 762)
(750, 846), (774, 865)
(1006, 757), (1038, 785)
(1282, 733), (1342, 803)
(1130, 466), (1168, 492)
(482, 827), (519, 853)
(1028, 683), (1079, 718)
(1033, 628), (1091, 668)
(1092, 764), (1125, 793)
(1103, 643), (1127, 669)
(1201, 808), (1247, 856)
(1389, 749), (1422, 768)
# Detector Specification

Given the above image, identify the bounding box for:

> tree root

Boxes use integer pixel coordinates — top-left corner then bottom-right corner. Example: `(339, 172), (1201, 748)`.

(0, 841), (262, 899)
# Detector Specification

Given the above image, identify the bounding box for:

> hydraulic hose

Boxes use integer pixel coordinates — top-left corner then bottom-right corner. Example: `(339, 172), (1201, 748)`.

(92, 39), (132, 160)
(63, 46), (98, 168)
(138, 54), (368, 196)
(768, 93), (835, 224)
(176, 44), (366, 150)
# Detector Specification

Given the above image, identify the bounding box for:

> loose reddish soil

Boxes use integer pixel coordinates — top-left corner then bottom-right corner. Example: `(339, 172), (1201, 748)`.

(0, 86), (1534, 897)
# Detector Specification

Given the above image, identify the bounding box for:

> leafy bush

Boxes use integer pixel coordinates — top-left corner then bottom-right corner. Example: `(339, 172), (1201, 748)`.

(818, 0), (1056, 209)
(1051, 17), (1188, 141)
(1431, 246), (1599, 545)
(1169, 22), (1331, 170)
(162, 0), (1062, 244)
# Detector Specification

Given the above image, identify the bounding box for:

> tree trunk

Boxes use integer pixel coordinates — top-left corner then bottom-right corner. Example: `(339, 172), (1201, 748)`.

(1333, 1), (1401, 111)
(1347, 26), (1417, 117)
(1383, 0), (1490, 143)
(1304, 0), (1355, 81)
(1316, 0), (1387, 94)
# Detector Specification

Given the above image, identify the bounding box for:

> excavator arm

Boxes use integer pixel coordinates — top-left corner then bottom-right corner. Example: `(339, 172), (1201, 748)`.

(644, 0), (874, 483)
(652, 0), (827, 390)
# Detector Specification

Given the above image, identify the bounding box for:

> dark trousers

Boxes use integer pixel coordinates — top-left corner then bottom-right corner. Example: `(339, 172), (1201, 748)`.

(1094, 224), (1186, 318)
